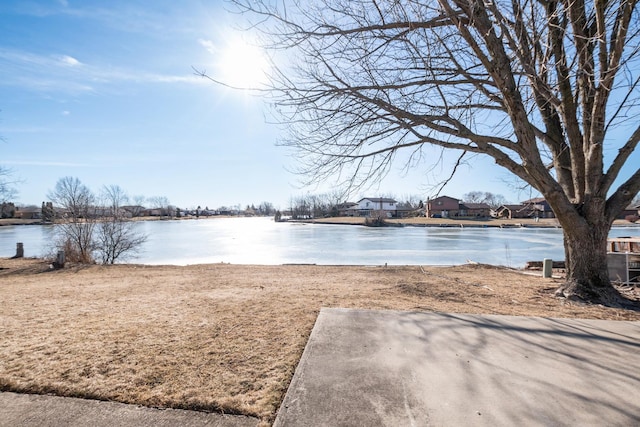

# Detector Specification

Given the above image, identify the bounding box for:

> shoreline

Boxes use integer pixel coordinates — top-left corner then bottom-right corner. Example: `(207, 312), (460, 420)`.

(0, 215), (239, 227)
(304, 219), (560, 228)
(2, 216), (637, 229)
(294, 216), (638, 229)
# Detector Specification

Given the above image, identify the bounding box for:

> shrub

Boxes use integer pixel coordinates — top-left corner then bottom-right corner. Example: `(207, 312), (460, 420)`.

(625, 214), (639, 223)
(365, 211), (388, 227)
(46, 237), (94, 264)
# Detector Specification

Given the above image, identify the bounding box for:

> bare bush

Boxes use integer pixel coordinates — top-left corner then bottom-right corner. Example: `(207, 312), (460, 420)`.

(95, 220), (147, 264)
(48, 178), (147, 265)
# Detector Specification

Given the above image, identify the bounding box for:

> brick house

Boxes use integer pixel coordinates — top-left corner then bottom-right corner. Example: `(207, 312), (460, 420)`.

(426, 196), (460, 218)
(14, 206), (41, 220)
(458, 203), (492, 218)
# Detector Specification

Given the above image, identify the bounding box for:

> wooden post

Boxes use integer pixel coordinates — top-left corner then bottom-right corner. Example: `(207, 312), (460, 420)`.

(15, 243), (24, 258)
(55, 250), (65, 269)
(543, 258), (553, 278)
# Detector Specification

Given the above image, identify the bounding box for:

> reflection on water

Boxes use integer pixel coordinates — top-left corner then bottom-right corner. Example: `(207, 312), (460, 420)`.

(0, 217), (637, 267)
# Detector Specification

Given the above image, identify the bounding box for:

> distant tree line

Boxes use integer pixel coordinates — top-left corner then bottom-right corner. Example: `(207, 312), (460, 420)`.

(285, 192), (425, 219)
(0, 202), (16, 218)
(461, 191), (510, 209)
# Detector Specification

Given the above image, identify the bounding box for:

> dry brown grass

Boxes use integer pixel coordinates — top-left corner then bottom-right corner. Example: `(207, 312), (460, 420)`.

(1, 257), (639, 424)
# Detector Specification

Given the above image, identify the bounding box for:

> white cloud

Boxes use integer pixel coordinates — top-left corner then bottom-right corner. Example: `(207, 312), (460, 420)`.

(145, 73), (207, 84)
(59, 55), (81, 66)
(0, 47), (208, 96)
(4, 160), (94, 167)
(198, 39), (217, 55)
(62, 110), (70, 116)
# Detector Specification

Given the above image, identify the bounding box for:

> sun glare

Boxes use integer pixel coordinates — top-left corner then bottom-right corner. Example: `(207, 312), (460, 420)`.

(216, 39), (270, 89)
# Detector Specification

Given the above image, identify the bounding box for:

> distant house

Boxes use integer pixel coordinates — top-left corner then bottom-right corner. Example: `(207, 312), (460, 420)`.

(89, 207), (113, 218)
(122, 205), (146, 217)
(426, 196), (460, 218)
(619, 203), (640, 219)
(336, 202), (358, 217)
(15, 206), (41, 220)
(143, 208), (164, 217)
(395, 202), (416, 218)
(54, 207), (70, 218)
(522, 197), (555, 218)
(427, 197), (492, 218)
(357, 198), (397, 217)
(459, 203), (491, 218)
(494, 204), (536, 219)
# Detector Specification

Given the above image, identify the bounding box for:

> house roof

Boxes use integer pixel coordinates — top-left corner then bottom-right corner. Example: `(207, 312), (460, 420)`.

(336, 202), (358, 209)
(497, 204), (531, 211)
(395, 202), (415, 211)
(358, 198), (397, 203)
(519, 198), (638, 211)
(460, 203), (491, 210)
(429, 195), (460, 202)
(521, 197), (546, 204)
(16, 206), (41, 213)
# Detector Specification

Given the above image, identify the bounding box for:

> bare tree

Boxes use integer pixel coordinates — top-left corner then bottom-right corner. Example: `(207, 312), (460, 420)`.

(95, 220), (147, 264)
(131, 195), (147, 217)
(289, 195), (311, 219)
(0, 167), (18, 204)
(485, 194), (508, 210)
(288, 192), (342, 218)
(48, 177), (96, 263)
(101, 184), (129, 214)
(0, 126), (19, 202)
(463, 191), (486, 204)
(398, 193), (423, 208)
(94, 185), (147, 264)
(226, 0), (640, 305)
(1, 202), (16, 218)
(147, 196), (171, 217)
(463, 191), (508, 209)
(258, 201), (276, 216)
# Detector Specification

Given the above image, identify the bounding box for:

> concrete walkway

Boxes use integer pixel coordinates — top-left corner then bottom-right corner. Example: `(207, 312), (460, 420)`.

(275, 308), (640, 426)
(0, 392), (258, 427)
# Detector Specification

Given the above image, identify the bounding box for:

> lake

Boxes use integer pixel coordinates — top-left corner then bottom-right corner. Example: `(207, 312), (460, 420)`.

(0, 217), (638, 267)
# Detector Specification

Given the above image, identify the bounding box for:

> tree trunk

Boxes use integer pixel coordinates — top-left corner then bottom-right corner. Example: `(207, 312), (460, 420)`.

(555, 219), (622, 306)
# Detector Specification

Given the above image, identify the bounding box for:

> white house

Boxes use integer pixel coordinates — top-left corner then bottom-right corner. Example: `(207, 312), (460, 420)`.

(357, 198), (397, 216)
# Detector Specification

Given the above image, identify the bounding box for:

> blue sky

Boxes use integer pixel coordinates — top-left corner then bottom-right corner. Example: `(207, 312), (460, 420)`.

(3, 0), (624, 210)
